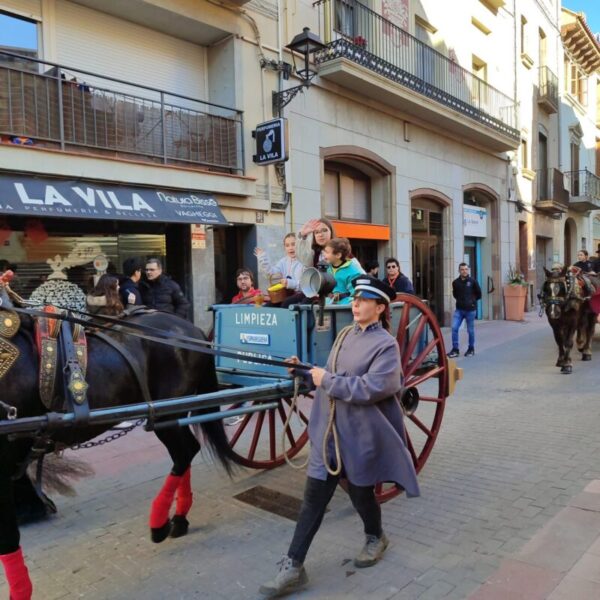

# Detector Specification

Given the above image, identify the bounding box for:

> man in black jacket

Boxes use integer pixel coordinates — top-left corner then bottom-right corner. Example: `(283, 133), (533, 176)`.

(447, 263), (481, 358)
(141, 257), (190, 319)
(119, 257), (144, 307)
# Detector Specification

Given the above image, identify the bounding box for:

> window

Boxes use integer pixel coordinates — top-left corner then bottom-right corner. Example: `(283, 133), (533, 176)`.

(520, 16), (533, 67)
(564, 58), (588, 106)
(539, 28), (547, 67)
(521, 139), (529, 169)
(415, 16), (436, 47)
(334, 0), (355, 38)
(0, 10), (38, 70)
(324, 164), (371, 222)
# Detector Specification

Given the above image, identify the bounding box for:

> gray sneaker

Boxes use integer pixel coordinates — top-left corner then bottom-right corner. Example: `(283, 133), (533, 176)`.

(259, 555), (308, 598)
(354, 533), (389, 568)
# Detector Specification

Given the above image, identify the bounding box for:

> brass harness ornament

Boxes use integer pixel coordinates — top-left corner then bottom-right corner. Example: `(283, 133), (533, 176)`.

(0, 306), (20, 382)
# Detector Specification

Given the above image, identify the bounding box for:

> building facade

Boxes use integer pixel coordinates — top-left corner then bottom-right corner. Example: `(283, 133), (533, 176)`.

(1, 0), (596, 328)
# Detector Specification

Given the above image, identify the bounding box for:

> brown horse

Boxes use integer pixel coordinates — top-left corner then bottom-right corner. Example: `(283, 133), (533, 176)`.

(540, 266), (597, 374)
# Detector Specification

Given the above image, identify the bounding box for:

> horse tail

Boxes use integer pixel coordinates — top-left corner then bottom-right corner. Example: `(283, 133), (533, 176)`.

(195, 355), (237, 478)
(27, 454), (94, 497)
(199, 419), (236, 478)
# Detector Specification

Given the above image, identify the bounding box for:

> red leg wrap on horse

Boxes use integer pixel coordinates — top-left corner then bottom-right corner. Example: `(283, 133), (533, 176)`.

(149, 474), (181, 528)
(175, 467), (193, 517)
(0, 547), (33, 600)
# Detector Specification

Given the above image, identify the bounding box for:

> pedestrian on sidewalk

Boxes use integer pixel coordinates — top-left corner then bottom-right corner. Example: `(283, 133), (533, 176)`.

(447, 263), (481, 358)
(259, 275), (419, 599)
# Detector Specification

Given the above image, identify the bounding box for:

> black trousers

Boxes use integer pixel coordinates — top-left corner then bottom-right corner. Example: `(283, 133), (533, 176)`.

(287, 474), (382, 564)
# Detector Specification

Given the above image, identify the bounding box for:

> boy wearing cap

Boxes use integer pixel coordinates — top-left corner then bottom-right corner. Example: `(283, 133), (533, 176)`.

(259, 275), (419, 599)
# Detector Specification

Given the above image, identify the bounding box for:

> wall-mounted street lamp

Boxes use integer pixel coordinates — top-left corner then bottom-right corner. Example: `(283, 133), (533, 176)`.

(272, 27), (326, 116)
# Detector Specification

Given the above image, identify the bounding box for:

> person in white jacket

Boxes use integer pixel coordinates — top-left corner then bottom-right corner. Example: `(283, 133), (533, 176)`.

(254, 233), (304, 293)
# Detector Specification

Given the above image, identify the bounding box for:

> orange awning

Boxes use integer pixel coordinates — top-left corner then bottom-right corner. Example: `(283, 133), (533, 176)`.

(331, 220), (390, 240)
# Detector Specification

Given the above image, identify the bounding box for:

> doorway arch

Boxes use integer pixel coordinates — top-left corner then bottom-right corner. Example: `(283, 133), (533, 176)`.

(409, 189), (451, 324)
(462, 184), (501, 320)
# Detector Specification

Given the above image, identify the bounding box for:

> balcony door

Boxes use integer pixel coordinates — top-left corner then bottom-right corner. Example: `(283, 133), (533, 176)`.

(538, 132), (548, 199)
(571, 141), (580, 195)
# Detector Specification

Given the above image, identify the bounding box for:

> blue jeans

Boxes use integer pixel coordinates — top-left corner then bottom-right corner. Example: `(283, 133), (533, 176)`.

(451, 309), (476, 349)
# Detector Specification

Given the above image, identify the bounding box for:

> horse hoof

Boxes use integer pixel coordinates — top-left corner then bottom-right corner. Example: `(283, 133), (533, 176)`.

(169, 515), (189, 538)
(561, 366), (572, 374)
(151, 521), (171, 543)
(582, 354), (592, 361)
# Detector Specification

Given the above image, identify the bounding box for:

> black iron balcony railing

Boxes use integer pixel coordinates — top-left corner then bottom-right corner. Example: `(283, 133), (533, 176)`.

(565, 169), (600, 199)
(0, 51), (243, 174)
(313, 0), (519, 139)
(537, 66), (558, 113)
(536, 168), (569, 210)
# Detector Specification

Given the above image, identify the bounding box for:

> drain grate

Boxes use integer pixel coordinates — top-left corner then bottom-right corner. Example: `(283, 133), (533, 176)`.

(235, 485), (319, 521)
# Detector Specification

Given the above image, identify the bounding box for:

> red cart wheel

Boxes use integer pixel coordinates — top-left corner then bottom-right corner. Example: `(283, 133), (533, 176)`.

(375, 294), (448, 503)
(222, 394), (313, 469)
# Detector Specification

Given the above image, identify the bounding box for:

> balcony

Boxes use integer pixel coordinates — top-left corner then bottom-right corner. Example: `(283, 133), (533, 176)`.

(565, 169), (600, 212)
(537, 66), (558, 114)
(314, 0), (519, 151)
(0, 51), (243, 174)
(535, 168), (569, 214)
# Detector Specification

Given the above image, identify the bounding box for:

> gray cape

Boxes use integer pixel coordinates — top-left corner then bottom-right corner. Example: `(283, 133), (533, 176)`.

(307, 324), (420, 498)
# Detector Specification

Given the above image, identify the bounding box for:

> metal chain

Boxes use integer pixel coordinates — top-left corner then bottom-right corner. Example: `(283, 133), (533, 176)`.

(69, 419), (144, 451)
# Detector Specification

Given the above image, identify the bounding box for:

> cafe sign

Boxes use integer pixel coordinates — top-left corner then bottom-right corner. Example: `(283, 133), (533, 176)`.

(0, 174), (227, 225)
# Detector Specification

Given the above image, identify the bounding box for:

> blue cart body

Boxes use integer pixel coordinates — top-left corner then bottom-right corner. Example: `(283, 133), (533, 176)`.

(212, 303), (420, 387)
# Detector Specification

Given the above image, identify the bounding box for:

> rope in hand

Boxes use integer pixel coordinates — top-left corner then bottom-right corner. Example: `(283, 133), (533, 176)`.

(322, 326), (352, 476)
(282, 376), (309, 470)
(282, 325), (353, 473)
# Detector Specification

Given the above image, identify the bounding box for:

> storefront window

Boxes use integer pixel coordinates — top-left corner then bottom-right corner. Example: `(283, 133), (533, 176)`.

(1, 230), (166, 297)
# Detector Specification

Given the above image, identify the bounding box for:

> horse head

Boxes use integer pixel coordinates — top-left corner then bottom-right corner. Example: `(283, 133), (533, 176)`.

(541, 266), (568, 320)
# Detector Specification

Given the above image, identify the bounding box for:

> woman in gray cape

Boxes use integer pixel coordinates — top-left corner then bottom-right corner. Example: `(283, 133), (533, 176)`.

(259, 275), (419, 598)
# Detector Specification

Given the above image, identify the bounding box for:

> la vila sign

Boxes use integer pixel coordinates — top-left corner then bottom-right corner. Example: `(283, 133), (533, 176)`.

(252, 118), (289, 166)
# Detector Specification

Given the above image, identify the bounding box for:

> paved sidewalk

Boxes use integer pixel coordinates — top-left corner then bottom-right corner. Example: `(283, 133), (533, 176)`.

(470, 480), (600, 599)
(3, 310), (600, 600)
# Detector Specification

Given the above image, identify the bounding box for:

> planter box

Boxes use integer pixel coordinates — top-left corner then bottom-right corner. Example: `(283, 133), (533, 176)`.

(503, 284), (527, 321)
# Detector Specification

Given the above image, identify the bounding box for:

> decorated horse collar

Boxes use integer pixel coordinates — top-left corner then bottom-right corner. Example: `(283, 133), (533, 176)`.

(0, 286), (21, 382)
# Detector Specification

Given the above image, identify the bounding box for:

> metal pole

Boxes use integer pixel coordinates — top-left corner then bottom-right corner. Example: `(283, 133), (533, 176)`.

(57, 68), (65, 150)
(160, 91), (167, 164)
(0, 380), (297, 435)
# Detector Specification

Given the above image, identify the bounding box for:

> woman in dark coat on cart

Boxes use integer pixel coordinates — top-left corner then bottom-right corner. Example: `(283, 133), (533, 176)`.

(259, 275), (419, 598)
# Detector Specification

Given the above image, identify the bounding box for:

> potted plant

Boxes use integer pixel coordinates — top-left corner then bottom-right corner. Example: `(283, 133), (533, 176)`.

(503, 265), (528, 321)
(353, 35), (368, 49)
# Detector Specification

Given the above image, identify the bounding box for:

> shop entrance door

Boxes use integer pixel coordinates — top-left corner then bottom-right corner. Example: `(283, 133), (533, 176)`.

(412, 234), (443, 323)
(464, 237), (482, 319)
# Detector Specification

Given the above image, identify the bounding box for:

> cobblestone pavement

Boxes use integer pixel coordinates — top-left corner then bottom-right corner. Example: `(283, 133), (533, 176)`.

(3, 312), (600, 600)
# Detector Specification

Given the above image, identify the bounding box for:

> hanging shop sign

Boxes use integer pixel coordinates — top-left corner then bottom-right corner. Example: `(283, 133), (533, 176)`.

(0, 175), (227, 225)
(463, 206), (487, 238)
(252, 118), (289, 165)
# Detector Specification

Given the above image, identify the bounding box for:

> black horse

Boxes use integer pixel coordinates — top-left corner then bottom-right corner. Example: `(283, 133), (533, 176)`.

(0, 289), (233, 600)
(540, 266), (597, 374)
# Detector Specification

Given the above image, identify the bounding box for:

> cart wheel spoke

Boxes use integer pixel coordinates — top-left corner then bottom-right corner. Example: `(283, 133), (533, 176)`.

(228, 411), (252, 448)
(405, 433), (418, 466)
(277, 403), (297, 447)
(225, 395), (313, 469)
(403, 337), (439, 379)
(268, 408), (276, 461)
(408, 413), (433, 439)
(405, 365), (445, 388)
(247, 410), (266, 461)
(282, 396), (311, 425)
(418, 395), (443, 403)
